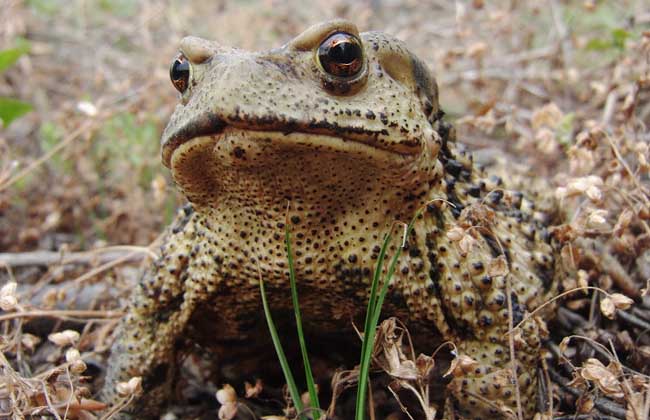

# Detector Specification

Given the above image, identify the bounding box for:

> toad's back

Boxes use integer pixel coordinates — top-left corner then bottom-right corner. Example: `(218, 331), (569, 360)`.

(102, 20), (566, 419)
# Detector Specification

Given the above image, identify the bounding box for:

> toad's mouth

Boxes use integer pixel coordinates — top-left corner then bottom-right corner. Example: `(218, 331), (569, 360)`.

(160, 115), (422, 168)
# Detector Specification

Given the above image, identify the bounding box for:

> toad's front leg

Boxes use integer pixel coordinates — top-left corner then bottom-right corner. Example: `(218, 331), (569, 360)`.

(102, 209), (215, 419)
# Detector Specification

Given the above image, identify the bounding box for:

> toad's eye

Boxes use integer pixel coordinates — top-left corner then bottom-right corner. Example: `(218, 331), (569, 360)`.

(317, 32), (364, 78)
(170, 54), (190, 93)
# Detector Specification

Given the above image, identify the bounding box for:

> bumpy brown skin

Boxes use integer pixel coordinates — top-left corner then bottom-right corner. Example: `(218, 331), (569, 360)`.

(102, 20), (563, 419)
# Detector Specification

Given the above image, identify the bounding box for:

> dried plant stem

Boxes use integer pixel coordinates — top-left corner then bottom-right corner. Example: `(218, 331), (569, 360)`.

(0, 246), (157, 268)
(0, 309), (122, 323)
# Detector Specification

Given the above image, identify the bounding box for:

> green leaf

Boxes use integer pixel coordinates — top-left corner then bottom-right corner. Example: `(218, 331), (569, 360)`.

(585, 38), (611, 51)
(0, 97), (32, 127)
(586, 28), (631, 52)
(0, 41), (30, 73)
(611, 28), (630, 50)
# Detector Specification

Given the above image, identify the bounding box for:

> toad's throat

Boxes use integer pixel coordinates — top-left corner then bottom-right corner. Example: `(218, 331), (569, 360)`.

(167, 128), (433, 211)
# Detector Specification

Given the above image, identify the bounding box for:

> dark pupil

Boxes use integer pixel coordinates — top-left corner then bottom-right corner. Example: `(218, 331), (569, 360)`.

(330, 41), (360, 64)
(170, 58), (190, 91)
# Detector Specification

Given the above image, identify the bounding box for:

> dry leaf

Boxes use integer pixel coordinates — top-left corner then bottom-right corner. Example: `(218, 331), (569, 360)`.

(0, 281), (17, 311)
(614, 209), (634, 234)
(446, 226), (464, 241)
(216, 384), (237, 404)
(444, 354), (479, 377)
(610, 293), (634, 310)
(245, 379), (263, 398)
(458, 234), (477, 256)
(559, 336), (572, 354)
(116, 376), (142, 397)
(600, 296), (616, 319)
(642, 279), (650, 296)
(577, 394), (595, 414)
(587, 209), (609, 229)
(217, 384), (238, 420)
(48, 330), (80, 347)
(535, 127), (558, 155)
(532, 102), (563, 129)
(580, 358), (623, 397)
(577, 269), (589, 289)
(487, 255), (509, 277)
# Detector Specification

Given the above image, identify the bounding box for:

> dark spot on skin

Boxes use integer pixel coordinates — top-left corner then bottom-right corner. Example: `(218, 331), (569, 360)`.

(467, 185), (481, 197)
(445, 159), (464, 178)
(409, 248), (421, 258)
(510, 293), (525, 325)
(233, 146), (245, 159)
(512, 191), (524, 208)
(490, 175), (503, 186)
(291, 216), (301, 224)
(490, 190), (504, 205)
(479, 315), (492, 326)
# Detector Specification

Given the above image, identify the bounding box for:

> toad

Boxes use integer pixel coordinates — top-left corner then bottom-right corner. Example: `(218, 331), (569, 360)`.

(102, 20), (565, 419)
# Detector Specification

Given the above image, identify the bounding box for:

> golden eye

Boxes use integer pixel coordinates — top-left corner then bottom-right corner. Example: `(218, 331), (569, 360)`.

(169, 54), (190, 93)
(317, 32), (364, 78)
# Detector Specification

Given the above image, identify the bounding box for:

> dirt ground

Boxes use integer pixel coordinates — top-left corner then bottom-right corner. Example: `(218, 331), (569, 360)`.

(1, 0), (650, 419)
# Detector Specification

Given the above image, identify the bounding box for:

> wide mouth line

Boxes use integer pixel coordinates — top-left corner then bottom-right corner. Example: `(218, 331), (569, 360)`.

(162, 121), (418, 167)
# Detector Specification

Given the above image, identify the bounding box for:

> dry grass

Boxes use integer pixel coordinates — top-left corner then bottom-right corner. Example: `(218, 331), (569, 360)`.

(0, 0), (649, 418)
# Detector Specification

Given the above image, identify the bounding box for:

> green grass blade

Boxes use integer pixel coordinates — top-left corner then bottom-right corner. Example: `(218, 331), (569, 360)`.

(355, 230), (392, 420)
(374, 214), (419, 316)
(285, 226), (320, 413)
(355, 211), (421, 420)
(259, 276), (305, 417)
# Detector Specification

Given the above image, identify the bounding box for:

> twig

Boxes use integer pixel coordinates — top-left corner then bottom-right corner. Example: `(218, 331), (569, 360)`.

(601, 89), (621, 125)
(71, 251), (144, 286)
(98, 394), (135, 420)
(41, 381), (63, 420)
(0, 246), (156, 268)
(617, 309), (650, 331)
(0, 309), (122, 323)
